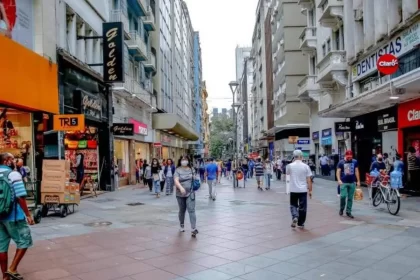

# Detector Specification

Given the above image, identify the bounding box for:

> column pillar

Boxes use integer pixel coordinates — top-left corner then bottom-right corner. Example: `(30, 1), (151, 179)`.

(86, 30), (94, 64)
(343, 0), (355, 60)
(68, 14), (77, 56)
(388, 0), (402, 35)
(93, 38), (101, 73)
(363, 0), (375, 50)
(129, 139), (136, 185)
(374, 0), (388, 42)
(403, 0), (417, 22)
(77, 23), (86, 62)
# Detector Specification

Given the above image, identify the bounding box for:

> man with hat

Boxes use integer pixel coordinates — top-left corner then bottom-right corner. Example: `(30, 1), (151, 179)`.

(336, 150), (360, 218)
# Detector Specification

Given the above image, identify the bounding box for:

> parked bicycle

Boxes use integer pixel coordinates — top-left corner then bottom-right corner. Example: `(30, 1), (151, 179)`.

(366, 172), (401, 215)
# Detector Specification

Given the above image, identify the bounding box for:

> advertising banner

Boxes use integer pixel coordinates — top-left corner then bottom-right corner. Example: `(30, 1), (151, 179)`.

(0, 0), (34, 49)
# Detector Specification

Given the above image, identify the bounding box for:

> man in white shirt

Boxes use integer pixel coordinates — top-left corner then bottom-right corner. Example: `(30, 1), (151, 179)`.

(286, 150), (313, 228)
(319, 155), (329, 176)
(275, 157), (282, 180)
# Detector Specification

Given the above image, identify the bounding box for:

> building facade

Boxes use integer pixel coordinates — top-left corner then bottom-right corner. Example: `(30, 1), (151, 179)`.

(191, 32), (204, 157)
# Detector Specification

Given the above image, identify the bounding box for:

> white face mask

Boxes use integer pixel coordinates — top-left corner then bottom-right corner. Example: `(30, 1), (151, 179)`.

(181, 160), (188, 166)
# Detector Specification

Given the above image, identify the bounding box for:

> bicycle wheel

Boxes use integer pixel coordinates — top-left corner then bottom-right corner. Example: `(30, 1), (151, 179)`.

(372, 190), (382, 207)
(387, 189), (400, 215)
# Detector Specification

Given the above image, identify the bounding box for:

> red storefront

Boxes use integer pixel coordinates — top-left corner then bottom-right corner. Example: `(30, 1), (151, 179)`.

(398, 99), (420, 155)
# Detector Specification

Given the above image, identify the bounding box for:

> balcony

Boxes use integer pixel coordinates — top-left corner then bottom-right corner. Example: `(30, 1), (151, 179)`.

(110, 9), (130, 39)
(316, 50), (347, 86)
(133, 80), (153, 106)
(298, 0), (316, 10)
(318, 0), (344, 28)
(113, 75), (153, 107)
(299, 27), (317, 55)
(273, 60), (286, 89)
(142, 8), (156, 31)
(297, 75), (320, 102)
(128, 0), (147, 16)
(144, 52), (156, 73)
(127, 31), (147, 61)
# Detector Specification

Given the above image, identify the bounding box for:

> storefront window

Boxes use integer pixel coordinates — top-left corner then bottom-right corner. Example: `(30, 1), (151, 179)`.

(135, 142), (150, 163)
(114, 139), (129, 178)
(0, 107), (34, 180)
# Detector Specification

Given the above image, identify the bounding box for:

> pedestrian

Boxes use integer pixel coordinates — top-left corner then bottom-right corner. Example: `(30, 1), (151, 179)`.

(164, 159), (176, 195)
(144, 161), (153, 192)
(151, 158), (161, 198)
(226, 159), (232, 179)
(320, 154), (329, 176)
(254, 157), (264, 191)
(275, 157), (282, 180)
(174, 155), (199, 237)
(217, 160), (222, 184)
(248, 159), (255, 178)
(0, 153), (34, 280)
(286, 150), (313, 228)
(199, 160), (205, 181)
(241, 158), (249, 182)
(142, 160), (149, 186)
(206, 158), (218, 201)
(264, 158), (273, 190)
(336, 150), (360, 219)
(15, 159), (28, 183)
(159, 168), (165, 192)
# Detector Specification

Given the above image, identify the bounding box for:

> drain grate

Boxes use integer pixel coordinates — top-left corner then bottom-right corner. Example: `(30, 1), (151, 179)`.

(89, 198), (117, 203)
(84, 221), (113, 227)
(127, 202), (145, 206)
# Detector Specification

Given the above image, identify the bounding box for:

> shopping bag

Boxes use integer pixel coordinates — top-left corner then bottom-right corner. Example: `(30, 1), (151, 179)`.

(286, 174), (290, 195)
(354, 188), (363, 201)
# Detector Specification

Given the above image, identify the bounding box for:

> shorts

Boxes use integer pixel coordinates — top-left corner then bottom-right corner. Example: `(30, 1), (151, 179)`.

(0, 220), (33, 252)
(256, 176), (262, 181)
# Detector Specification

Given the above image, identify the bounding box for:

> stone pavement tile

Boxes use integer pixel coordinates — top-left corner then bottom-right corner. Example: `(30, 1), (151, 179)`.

(77, 261), (154, 280)
(399, 227), (420, 238)
(194, 245), (233, 255)
(307, 244), (358, 259)
(236, 245), (273, 255)
(161, 262), (207, 277)
(260, 249), (301, 261)
(168, 250), (210, 261)
(79, 248), (116, 260)
(217, 249), (254, 261)
(130, 269), (179, 280)
(191, 255), (232, 268)
(217, 241), (249, 250)
(336, 252), (380, 267)
(399, 244), (420, 258)
(154, 245), (190, 255)
(184, 269), (234, 280)
(23, 268), (71, 280)
(265, 261), (311, 277)
(384, 235), (420, 248)
(126, 249), (164, 261)
(293, 268), (348, 280)
(143, 255), (185, 268)
(213, 262), (259, 277)
(19, 259), (59, 274)
(72, 244), (104, 254)
(405, 268), (420, 279)
(239, 269), (290, 280)
(65, 255), (140, 274)
(258, 236), (300, 250)
(370, 258), (419, 277)
(351, 268), (401, 280)
(383, 254), (420, 266)
(345, 236), (384, 248)
(315, 261), (363, 277)
(397, 277), (420, 280)
(200, 236), (232, 245)
(238, 256), (279, 269)
(286, 254), (336, 269)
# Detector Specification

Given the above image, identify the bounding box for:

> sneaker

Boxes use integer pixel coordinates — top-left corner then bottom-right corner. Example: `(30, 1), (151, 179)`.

(346, 213), (354, 219)
(339, 210), (343, 216)
(179, 226), (185, 232)
(191, 229), (199, 237)
(213, 197), (216, 201)
(297, 224), (305, 228)
(291, 218), (298, 228)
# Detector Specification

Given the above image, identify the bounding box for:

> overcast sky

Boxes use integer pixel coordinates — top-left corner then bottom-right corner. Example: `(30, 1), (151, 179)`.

(183, 0), (259, 112)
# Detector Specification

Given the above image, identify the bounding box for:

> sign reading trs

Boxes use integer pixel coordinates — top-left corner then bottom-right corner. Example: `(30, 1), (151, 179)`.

(53, 114), (85, 131)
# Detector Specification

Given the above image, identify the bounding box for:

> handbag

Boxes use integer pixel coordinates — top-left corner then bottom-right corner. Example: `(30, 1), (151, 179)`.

(191, 169), (201, 191)
(354, 188), (363, 201)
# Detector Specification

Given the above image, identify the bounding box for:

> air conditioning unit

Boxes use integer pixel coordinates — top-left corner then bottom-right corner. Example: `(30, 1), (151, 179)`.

(354, 9), (363, 21)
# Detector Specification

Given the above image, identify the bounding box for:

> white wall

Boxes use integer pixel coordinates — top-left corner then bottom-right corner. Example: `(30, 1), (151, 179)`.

(33, 0), (57, 62)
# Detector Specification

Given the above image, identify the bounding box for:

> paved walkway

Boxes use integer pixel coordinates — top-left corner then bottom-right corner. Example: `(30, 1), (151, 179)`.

(14, 177), (420, 280)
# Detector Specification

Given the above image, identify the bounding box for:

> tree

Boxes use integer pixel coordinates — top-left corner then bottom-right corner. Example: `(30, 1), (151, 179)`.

(209, 115), (234, 159)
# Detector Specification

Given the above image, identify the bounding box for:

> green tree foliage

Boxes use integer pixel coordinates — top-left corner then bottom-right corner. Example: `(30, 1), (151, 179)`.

(209, 115), (234, 159)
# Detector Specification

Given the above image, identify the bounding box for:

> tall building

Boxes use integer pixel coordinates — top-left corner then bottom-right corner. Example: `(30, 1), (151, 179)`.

(235, 46), (252, 81)
(212, 108), (219, 119)
(222, 108), (228, 116)
(270, 0), (310, 158)
(191, 32), (204, 156)
(202, 82), (210, 158)
(151, 0), (199, 160)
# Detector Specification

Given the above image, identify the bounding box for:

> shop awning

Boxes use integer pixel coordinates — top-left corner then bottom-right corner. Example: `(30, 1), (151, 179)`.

(152, 113), (199, 141)
(319, 67), (420, 118)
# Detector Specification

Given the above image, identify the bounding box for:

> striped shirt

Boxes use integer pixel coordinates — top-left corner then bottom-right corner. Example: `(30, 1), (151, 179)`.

(0, 166), (27, 221)
(407, 154), (420, 171)
(254, 162), (264, 177)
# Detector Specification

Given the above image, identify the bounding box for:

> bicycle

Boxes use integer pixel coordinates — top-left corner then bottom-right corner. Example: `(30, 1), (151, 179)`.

(371, 173), (401, 215)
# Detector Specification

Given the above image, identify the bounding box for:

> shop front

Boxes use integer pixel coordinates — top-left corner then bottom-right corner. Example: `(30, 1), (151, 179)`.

(334, 122), (352, 159)
(112, 123), (135, 186)
(311, 131), (320, 173)
(58, 51), (113, 192)
(377, 106), (398, 160)
(321, 129), (333, 155)
(0, 35), (59, 181)
(398, 98), (420, 192)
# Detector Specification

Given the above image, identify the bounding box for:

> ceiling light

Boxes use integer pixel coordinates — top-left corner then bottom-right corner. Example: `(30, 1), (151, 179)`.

(389, 96), (399, 100)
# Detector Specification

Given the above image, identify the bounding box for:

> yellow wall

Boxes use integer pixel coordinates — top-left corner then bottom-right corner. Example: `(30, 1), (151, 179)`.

(0, 35), (59, 113)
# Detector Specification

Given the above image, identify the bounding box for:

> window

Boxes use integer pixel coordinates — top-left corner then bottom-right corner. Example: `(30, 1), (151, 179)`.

(322, 44), (326, 56)
(334, 30), (339, 50)
(326, 38), (331, 53)
(310, 56), (316, 75)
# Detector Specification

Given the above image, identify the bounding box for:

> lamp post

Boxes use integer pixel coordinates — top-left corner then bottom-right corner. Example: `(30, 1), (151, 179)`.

(229, 81), (240, 188)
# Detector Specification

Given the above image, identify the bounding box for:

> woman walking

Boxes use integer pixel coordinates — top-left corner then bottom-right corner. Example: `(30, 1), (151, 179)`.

(151, 158), (162, 197)
(164, 158), (176, 195)
(174, 155), (198, 237)
(144, 162), (153, 192)
(142, 160), (149, 186)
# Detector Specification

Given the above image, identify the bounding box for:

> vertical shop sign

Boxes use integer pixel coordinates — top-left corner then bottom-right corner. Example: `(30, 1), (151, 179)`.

(102, 22), (124, 83)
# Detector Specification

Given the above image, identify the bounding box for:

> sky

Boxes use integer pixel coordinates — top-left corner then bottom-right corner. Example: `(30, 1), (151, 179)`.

(183, 0), (259, 112)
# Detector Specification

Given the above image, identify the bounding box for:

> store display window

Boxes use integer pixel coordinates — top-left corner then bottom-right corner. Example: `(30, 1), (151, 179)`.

(64, 126), (99, 193)
(135, 142), (150, 163)
(114, 139), (129, 178)
(0, 107), (34, 180)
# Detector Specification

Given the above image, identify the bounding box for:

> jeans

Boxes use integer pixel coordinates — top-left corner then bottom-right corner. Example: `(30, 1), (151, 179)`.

(147, 179), (153, 191)
(153, 180), (160, 194)
(166, 177), (174, 194)
(265, 173), (272, 188)
(176, 195), (197, 230)
(208, 179), (216, 198)
(340, 183), (356, 214)
(276, 169), (282, 180)
(249, 169), (254, 178)
(290, 192), (308, 226)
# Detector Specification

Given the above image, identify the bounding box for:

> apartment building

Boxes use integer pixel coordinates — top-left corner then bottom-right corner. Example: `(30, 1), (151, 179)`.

(151, 0), (199, 160)
(270, 0), (310, 158)
(202, 82), (210, 158)
(236, 46), (252, 80)
(191, 32), (204, 157)
(250, 0), (272, 155)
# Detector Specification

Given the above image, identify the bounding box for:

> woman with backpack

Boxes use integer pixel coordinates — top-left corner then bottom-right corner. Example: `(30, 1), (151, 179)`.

(174, 155), (198, 237)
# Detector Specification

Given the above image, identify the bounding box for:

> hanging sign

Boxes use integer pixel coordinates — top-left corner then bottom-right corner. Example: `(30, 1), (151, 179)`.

(102, 22), (125, 83)
(377, 112), (397, 132)
(112, 123), (134, 136)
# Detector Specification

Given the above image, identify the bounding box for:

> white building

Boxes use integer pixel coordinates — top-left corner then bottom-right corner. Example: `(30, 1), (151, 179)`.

(236, 46), (252, 81)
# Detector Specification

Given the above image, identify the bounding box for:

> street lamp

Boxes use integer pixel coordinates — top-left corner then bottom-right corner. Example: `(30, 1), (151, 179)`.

(229, 81), (240, 188)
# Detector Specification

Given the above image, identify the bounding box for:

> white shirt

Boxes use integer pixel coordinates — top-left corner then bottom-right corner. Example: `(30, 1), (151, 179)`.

(276, 159), (282, 168)
(320, 156), (329, 165)
(286, 160), (312, 193)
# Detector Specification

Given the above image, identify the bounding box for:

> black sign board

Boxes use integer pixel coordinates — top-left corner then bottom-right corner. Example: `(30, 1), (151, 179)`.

(102, 22), (124, 83)
(377, 112), (397, 132)
(312, 131), (319, 140)
(335, 122), (351, 133)
(112, 123), (134, 136)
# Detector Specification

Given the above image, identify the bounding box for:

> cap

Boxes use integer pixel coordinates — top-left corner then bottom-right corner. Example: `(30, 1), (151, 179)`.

(293, 150), (303, 157)
(345, 150), (353, 156)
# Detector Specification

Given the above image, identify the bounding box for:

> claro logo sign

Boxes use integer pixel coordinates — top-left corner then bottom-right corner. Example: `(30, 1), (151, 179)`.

(376, 54), (399, 75)
(408, 109), (420, 121)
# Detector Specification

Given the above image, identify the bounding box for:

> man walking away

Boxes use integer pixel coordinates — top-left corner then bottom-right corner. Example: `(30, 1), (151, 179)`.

(276, 157), (282, 180)
(286, 150), (312, 228)
(264, 159), (273, 190)
(248, 159), (255, 178)
(0, 153), (34, 280)
(254, 158), (264, 191)
(336, 150), (360, 219)
(206, 158), (218, 201)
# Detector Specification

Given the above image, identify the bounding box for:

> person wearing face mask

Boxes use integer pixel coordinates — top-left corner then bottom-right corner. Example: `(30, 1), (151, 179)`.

(151, 158), (162, 198)
(174, 155), (198, 236)
(336, 150), (360, 219)
(370, 154), (386, 173)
